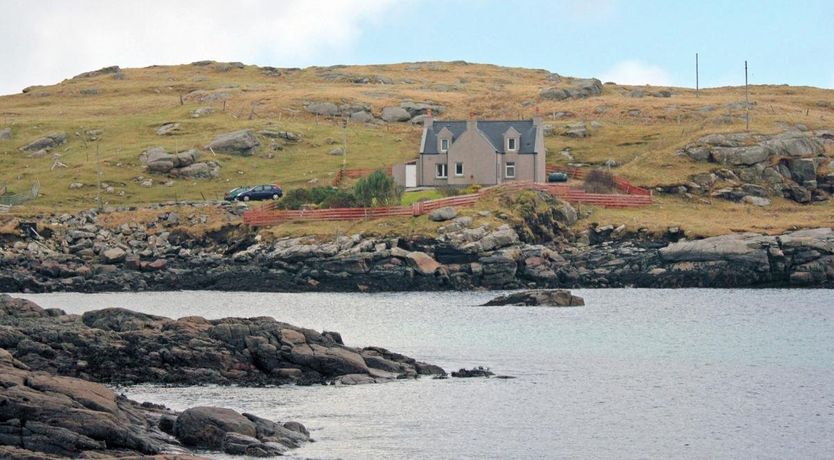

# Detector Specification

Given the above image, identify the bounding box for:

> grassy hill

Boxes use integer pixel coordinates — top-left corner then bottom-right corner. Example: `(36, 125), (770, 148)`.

(1, 61), (833, 236)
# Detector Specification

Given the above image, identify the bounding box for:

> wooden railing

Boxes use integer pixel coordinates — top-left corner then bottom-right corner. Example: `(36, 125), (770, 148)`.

(545, 165), (652, 196)
(244, 176), (652, 226)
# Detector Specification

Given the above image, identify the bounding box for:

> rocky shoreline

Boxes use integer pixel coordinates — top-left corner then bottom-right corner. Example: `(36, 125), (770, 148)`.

(0, 294), (450, 458)
(1, 197), (832, 291)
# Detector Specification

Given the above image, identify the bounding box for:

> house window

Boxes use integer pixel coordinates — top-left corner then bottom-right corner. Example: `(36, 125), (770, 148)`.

(455, 162), (464, 176)
(505, 162), (516, 179)
(440, 138), (449, 152)
(507, 138), (517, 151)
(436, 163), (448, 179)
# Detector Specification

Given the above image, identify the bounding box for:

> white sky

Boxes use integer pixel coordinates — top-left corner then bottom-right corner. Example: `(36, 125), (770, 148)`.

(0, 0), (394, 95)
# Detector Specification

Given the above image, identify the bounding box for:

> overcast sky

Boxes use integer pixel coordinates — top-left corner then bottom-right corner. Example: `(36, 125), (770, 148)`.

(1, 0), (832, 96)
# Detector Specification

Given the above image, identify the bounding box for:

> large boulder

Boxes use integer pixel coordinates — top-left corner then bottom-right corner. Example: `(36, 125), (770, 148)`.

(381, 106), (412, 122)
(175, 406), (257, 450)
(539, 87), (570, 101)
(482, 289), (584, 307)
(405, 251), (442, 275)
(81, 307), (167, 332)
(400, 101), (445, 117)
(0, 127), (11, 140)
(766, 132), (824, 158)
(787, 158), (817, 183)
(19, 132), (67, 152)
(428, 206), (458, 222)
(658, 233), (772, 267)
(174, 161), (220, 178)
(350, 110), (374, 123)
(710, 146), (770, 166)
(304, 102), (339, 117)
(206, 130), (260, 156)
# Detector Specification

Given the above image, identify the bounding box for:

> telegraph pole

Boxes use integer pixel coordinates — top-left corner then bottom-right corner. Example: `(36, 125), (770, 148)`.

(745, 60), (750, 131)
(342, 116), (348, 170)
(95, 140), (102, 210)
(695, 53), (699, 98)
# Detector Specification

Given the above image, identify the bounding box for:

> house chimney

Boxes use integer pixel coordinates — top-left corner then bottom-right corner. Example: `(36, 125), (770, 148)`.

(466, 111), (477, 131)
(425, 108), (433, 128)
(533, 106), (542, 125)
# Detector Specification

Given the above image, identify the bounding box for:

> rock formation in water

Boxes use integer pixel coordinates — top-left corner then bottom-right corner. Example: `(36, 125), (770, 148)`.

(482, 289), (585, 307)
(0, 294), (445, 386)
(0, 346), (309, 458)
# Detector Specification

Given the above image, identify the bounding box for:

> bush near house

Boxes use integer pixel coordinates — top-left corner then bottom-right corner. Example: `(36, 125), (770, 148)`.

(583, 169), (616, 194)
(276, 170), (401, 209)
(353, 170), (403, 207)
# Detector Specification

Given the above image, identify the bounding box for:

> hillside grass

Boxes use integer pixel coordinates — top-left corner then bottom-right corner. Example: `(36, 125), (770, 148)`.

(2, 61), (833, 234)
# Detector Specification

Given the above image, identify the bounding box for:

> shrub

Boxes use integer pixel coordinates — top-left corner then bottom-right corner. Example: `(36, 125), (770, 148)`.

(583, 169), (616, 194)
(276, 188), (312, 210)
(437, 185), (462, 197)
(352, 170), (402, 207)
(277, 186), (348, 209)
(320, 190), (358, 208)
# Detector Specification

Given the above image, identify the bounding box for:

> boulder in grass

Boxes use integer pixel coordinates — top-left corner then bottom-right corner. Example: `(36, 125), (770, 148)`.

(481, 289), (584, 307)
(19, 132), (67, 152)
(205, 130), (260, 156)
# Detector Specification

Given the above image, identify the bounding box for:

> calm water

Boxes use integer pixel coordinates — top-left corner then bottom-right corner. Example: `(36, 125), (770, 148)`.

(19, 290), (834, 459)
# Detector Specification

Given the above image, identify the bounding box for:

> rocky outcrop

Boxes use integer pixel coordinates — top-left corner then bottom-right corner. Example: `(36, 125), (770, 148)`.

(139, 147), (220, 178)
(304, 101), (339, 117)
(676, 130), (833, 203)
(19, 132), (67, 152)
(205, 130), (260, 156)
(540, 78), (603, 100)
(0, 198), (832, 291)
(482, 289), (584, 306)
(381, 106), (412, 122)
(71, 66), (121, 79)
(0, 346), (308, 458)
(0, 295), (445, 385)
(156, 122), (181, 136)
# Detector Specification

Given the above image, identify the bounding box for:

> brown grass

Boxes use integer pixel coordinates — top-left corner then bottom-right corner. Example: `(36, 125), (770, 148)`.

(1, 61), (833, 235)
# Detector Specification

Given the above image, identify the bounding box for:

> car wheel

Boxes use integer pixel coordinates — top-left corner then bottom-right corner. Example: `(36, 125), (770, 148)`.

(243, 196), (250, 202)
(272, 194), (279, 200)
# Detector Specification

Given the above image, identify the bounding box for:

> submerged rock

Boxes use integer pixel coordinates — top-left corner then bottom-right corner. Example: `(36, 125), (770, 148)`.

(451, 367), (495, 378)
(481, 289), (585, 307)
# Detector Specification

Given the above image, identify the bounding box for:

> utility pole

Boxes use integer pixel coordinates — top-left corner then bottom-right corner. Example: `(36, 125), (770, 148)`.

(95, 140), (102, 210)
(745, 60), (750, 131)
(342, 116), (348, 171)
(695, 53), (699, 98)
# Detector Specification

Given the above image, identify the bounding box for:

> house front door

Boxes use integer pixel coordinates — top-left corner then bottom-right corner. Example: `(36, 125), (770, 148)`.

(405, 164), (417, 188)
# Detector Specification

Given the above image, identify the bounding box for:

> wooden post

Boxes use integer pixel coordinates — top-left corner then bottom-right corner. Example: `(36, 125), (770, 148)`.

(745, 60), (750, 131)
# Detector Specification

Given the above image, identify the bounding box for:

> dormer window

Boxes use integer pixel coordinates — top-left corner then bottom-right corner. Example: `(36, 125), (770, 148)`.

(441, 138), (449, 152)
(503, 126), (520, 153)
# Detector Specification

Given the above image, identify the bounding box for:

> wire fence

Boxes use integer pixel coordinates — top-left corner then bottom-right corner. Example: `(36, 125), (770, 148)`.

(0, 181), (40, 207)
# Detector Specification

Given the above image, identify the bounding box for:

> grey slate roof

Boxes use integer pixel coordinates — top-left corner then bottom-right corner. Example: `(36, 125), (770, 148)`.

(421, 120), (539, 154)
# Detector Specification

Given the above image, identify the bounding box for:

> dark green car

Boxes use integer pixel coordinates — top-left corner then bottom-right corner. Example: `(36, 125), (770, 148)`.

(224, 186), (250, 201)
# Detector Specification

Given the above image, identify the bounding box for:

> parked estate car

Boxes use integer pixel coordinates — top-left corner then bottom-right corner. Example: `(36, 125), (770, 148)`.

(547, 172), (569, 183)
(235, 184), (283, 201)
(224, 186), (250, 201)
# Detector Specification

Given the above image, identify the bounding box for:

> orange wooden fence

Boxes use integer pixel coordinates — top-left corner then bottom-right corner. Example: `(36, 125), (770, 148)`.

(545, 165), (652, 196)
(244, 177), (652, 226)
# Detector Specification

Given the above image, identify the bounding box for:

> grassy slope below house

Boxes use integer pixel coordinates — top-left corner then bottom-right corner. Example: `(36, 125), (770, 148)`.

(1, 61), (833, 236)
